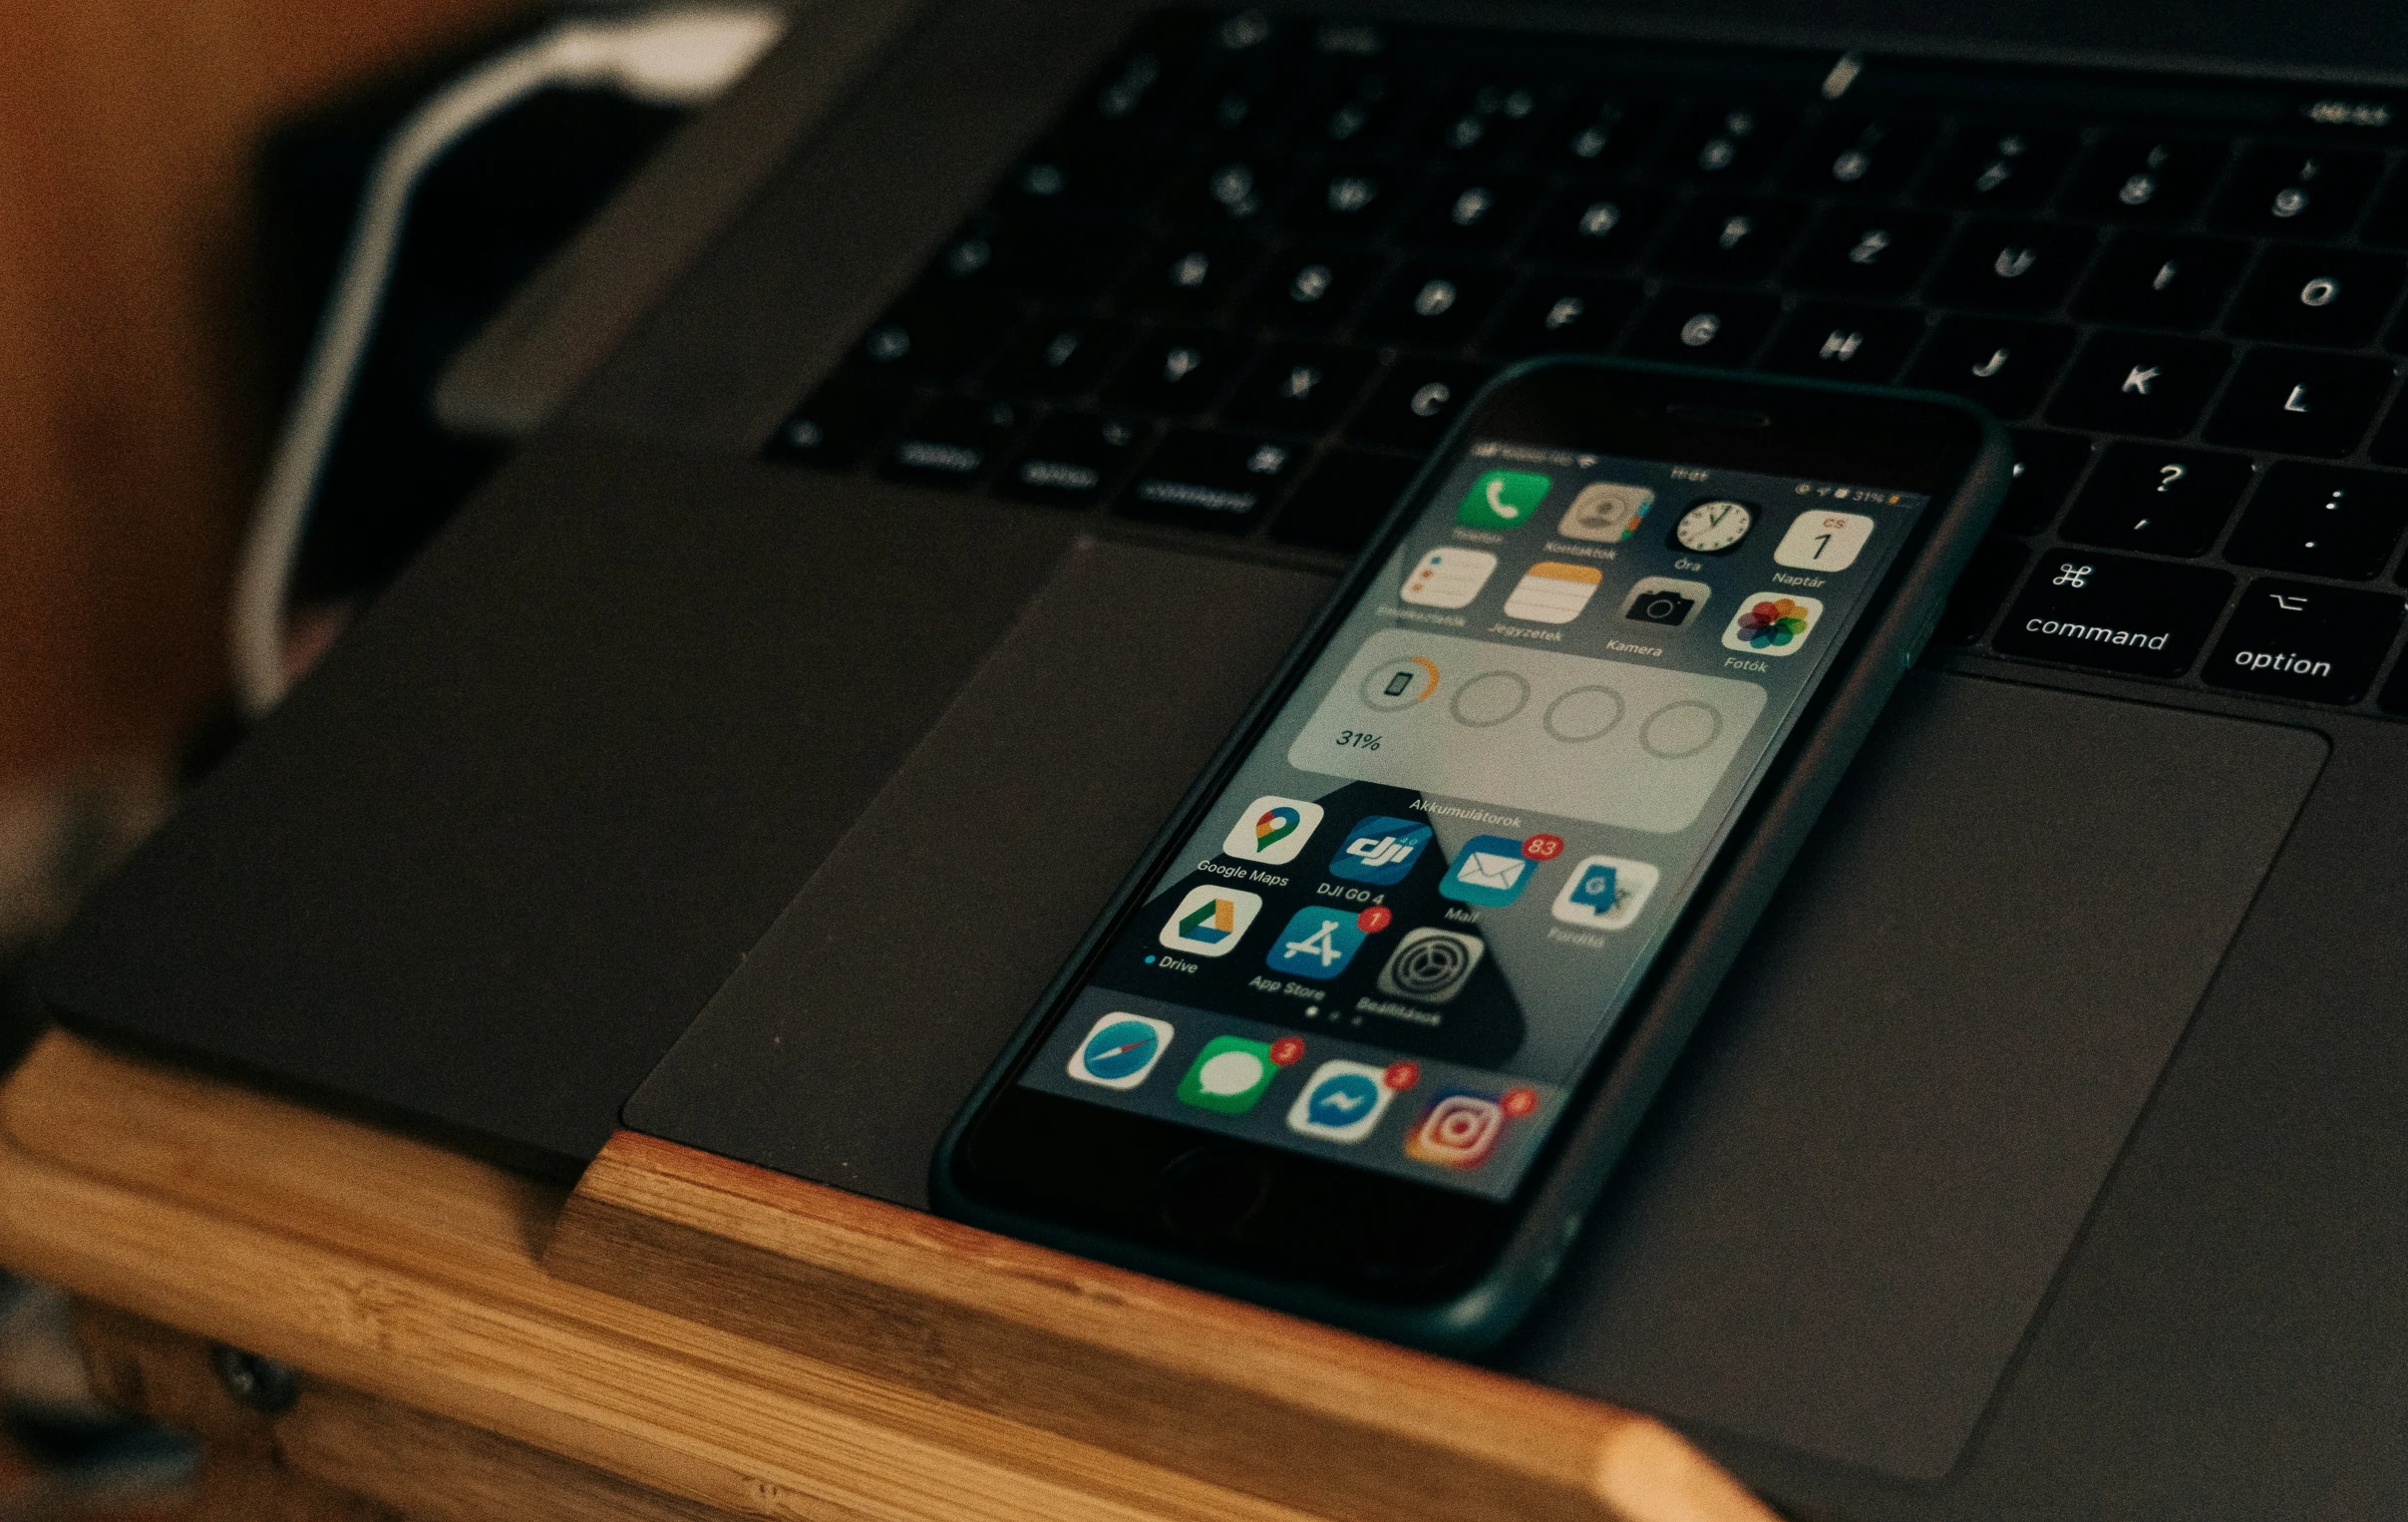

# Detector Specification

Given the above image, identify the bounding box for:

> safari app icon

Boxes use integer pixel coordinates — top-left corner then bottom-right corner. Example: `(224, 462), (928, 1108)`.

(1223, 796), (1324, 865)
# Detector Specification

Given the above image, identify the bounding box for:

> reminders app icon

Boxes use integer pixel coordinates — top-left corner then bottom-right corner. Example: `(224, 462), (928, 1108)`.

(1160, 885), (1263, 955)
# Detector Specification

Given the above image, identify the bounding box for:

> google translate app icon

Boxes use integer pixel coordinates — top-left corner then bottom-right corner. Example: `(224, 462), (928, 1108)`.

(1222, 795), (1324, 866)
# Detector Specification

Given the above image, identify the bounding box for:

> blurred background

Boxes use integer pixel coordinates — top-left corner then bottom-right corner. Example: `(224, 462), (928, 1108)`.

(0, 0), (784, 1511)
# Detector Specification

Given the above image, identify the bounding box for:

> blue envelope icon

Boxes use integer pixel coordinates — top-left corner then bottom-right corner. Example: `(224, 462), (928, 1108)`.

(1439, 835), (1534, 907)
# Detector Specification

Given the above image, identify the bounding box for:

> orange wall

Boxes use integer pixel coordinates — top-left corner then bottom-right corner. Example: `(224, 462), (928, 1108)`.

(0, 0), (530, 781)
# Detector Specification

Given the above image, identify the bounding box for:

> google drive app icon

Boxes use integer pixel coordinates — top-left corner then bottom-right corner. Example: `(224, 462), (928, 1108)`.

(1160, 885), (1264, 956)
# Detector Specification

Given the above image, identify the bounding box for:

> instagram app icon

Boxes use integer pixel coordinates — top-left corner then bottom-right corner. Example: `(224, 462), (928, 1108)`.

(1405, 1092), (1506, 1169)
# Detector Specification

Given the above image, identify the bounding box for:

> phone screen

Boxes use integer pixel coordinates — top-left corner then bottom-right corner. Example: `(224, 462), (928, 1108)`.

(1013, 436), (1930, 1200)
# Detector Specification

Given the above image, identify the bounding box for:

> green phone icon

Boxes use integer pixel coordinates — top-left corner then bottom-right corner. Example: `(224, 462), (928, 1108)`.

(1177, 1035), (1279, 1114)
(1457, 470), (1551, 530)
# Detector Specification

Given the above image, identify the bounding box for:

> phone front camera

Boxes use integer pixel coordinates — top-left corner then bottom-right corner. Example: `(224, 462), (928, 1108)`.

(1627, 592), (1695, 625)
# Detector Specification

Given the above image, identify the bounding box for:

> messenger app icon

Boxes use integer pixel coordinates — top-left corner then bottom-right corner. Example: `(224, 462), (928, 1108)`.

(1438, 835), (1535, 907)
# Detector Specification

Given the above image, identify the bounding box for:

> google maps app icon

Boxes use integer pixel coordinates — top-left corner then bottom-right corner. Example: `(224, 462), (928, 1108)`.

(1221, 795), (1324, 866)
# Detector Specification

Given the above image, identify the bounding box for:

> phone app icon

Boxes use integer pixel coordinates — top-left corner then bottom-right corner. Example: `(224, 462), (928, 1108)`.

(1556, 482), (1655, 543)
(1401, 548), (1498, 608)
(1621, 576), (1713, 628)
(1404, 1091), (1507, 1168)
(1439, 835), (1535, 907)
(1177, 1035), (1281, 1114)
(1375, 928), (1486, 1003)
(1223, 796), (1324, 865)
(1502, 561), (1604, 624)
(1266, 906), (1370, 979)
(1287, 1060), (1396, 1142)
(1457, 470), (1550, 530)
(1722, 592), (1826, 656)
(1550, 855), (1660, 930)
(1160, 885), (1264, 955)
(1067, 1012), (1174, 1090)
(1329, 815), (1433, 885)
(1774, 510), (1877, 571)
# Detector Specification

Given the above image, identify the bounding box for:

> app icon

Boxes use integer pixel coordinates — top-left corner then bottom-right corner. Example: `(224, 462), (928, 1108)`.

(1177, 1035), (1280, 1114)
(1620, 575), (1713, 628)
(1550, 855), (1660, 930)
(1160, 885), (1264, 955)
(1266, 906), (1370, 979)
(1457, 469), (1550, 530)
(1287, 1060), (1396, 1142)
(1404, 1091), (1507, 1168)
(1502, 561), (1605, 623)
(1671, 498), (1755, 555)
(1400, 548), (1498, 608)
(1223, 796), (1324, 865)
(1556, 482), (1655, 543)
(1722, 592), (1826, 656)
(1774, 509), (1877, 571)
(1329, 815), (1433, 885)
(1439, 835), (1536, 907)
(1375, 928), (1486, 1003)
(1067, 1012), (1175, 1089)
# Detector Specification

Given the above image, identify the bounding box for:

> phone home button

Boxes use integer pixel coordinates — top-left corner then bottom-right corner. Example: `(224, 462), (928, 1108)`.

(1152, 1146), (1272, 1243)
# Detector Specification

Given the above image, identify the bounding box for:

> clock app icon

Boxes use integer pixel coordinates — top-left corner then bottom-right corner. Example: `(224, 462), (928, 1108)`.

(1670, 498), (1755, 555)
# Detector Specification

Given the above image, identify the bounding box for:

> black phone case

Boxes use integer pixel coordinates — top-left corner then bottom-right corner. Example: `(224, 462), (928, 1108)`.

(933, 356), (2014, 1353)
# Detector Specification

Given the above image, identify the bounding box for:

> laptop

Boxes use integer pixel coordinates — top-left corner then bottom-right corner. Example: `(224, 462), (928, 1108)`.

(38, 0), (2408, 1511)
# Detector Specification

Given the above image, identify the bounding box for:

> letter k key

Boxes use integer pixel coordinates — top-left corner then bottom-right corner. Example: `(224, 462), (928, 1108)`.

(2048, 334), (2231, 439)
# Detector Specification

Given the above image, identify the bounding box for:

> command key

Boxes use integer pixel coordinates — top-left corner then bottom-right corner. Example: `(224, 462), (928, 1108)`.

(1993, 553), (2234, 677)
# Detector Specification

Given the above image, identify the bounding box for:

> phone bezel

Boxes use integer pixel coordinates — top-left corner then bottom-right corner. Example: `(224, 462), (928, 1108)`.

(939, 357), (2004, 1343)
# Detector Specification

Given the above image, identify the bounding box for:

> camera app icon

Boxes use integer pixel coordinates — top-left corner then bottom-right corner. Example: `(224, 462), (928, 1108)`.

(1620, 575), (1713, 628)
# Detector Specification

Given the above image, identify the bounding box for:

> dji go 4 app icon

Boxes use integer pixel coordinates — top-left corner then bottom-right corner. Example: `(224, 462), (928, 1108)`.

(1222, 796), (1323, 865)
(1329, 815), (1433, 885)
(1066, 1012), (1174, 1090)
(1159, 885), (1263, 955)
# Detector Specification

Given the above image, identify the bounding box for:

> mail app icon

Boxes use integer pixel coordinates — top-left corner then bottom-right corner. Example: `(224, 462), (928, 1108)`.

(1439, 834), (1537, 907)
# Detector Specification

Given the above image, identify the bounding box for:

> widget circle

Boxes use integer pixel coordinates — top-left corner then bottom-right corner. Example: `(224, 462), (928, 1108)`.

(1641, 699), (1723, 759)
(1360, 654), (1439, 710)
(1450, 670), (1530, 728)
(1543, 684), (1624, 742)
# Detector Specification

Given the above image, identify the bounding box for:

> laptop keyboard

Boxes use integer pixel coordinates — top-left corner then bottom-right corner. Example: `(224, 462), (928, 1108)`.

(765, 7), (2408, 720)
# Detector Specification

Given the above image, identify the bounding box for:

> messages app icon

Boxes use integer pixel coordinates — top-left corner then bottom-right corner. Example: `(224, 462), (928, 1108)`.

(1439, 835), (1534, 907)
(1457, 470), (1550, 530)
(1223, 796), (1323, 865)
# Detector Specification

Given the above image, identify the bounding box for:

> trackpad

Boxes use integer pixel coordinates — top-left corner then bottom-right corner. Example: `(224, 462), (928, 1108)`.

(1501, 673), (2326, 1481)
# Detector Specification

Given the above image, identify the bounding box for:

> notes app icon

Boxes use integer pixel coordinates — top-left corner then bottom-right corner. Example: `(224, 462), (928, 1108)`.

(1503, 562), (1604, 623)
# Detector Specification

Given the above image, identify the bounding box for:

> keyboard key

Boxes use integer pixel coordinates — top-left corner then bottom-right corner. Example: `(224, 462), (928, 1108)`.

(2206, 350), (2394, 458)
(988, 317), (1136, 398)
(1997, 429), (2093, 535)
(1270, 448), (1422, 552)
(1398, 174), (1546, 253)
(2064, 135), (2228, 222)
(1104, 329), (1251, 417)
(2071, 233), (2247, 331)
(1667, 104), (1798, 183)
(1762, 302), (1922, 381)
(849, 293), (1016, 385)
(1287, 162), (1413, 239)
(1904, 317), (2076, 419)
(2370, 391), (2408, 468)
(882, 396), (1025, 486)
(1119, 430), (1305, 532)
(2225, 463), (2408, 579)
(2225, 247), (2407, 348)
(1003, 139), (1182, 220)
(1123, 239), (1263, 317)
(2047, 333), (2230, 438)
(1918, 125), (2078, 209)
(1423, 81), (1551, 160)
(1788, 211), (1948, 298)
(946, 218), (1142, 306)
(1483, 278), (1640, 358)
(1993, 553), (2234, 676)
(2211, 147), (2383, 240)
(1650, 196), (1808, 282)
(765, 379), (906, 468)
(1932, 539), (2028, 646)
(1237, 247), (1385, 334)
(2206, 578), (2405, 704)
(1347, 360), (1494, 451)
(1624, 287), (1779, 364)
(1787, 115), (1938, 197)
(994, 414), (1148, 507)
(2060, 443), (2254, 557)
(1220, 343), (1379, 434)
(1545, 96), (1670, 173)
(1297, 68), (1417, 151)
(1927, 220), (2095, 313)
(1524, 184), (1667, 268)
(1168, 156), (1293, 229)
(2359, 165), (2408, 249)
(1356, 264), (1510, 349)
(1067, 40), (1197, 139)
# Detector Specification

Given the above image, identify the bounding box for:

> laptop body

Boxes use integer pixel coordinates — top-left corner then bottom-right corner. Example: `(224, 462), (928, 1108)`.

(37, 0), (2408, 1511)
